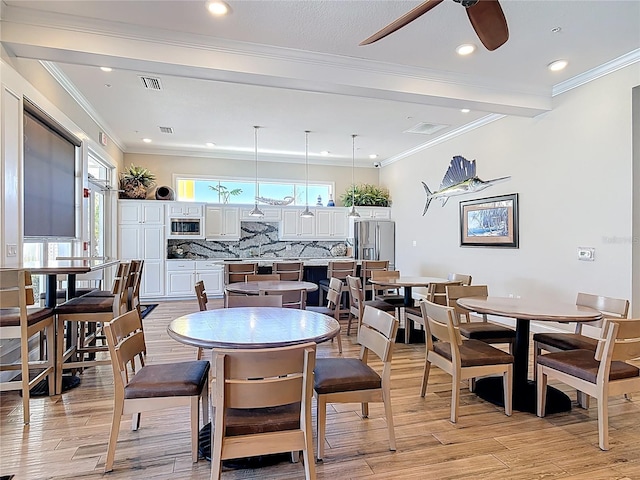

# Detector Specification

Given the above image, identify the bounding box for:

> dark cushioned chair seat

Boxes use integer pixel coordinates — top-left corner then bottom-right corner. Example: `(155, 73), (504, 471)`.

(39, 287), (98, 300)
(374, 294), (404, 305)
(537, 349), (639, 384)
(363, 299), (397, 313)
(459, 323), (516, 341)
(124, 360), (210, 399)
(314, 357), (381, 394)
(0, 307), (54, 327)
(81, 290), (115, 298)
(404, 305), (421, 317)
(434, 339), (514, 367)
(533, 332), (598, 352)
(54, 295), (114, 314)
(220, 402), (301, 436)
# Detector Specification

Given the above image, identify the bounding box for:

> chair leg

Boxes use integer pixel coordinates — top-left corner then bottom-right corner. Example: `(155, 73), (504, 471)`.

(316, 395), (327, 461)
(131, 412), (141, 431)
(503, 365), (513, 416)
(533, 343), (540, 381)
(211, 405), (224, 480)
(302, 402), (316, 479)
(201, 378), (210, 425)
(597, 388), (610, 451)
(55, 316), (65, 395)
(104, 400), (124, 472)
(577, 391), (590, 409)
(383, 388), (396, 451)
(346, 313), (354, 336)
(190, 396), (199, 462)
(450, 370), (460, 423)
(20, 332), (31, 425)
(420, 358), (431, 397)
(361, 401), (369, 418)
(335, 325), (343, 354)
(536, 365), (547, 417)
(46, 322), (56, 397)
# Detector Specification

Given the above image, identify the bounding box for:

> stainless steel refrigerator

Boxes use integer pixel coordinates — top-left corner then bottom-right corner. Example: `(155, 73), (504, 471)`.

(353, 220), (395, 268)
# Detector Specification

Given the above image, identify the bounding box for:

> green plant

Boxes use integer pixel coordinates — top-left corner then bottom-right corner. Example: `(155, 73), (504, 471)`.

(209, 184), (243, 203)
(119, 164), (156, 199)
(341, 183), (390, 207)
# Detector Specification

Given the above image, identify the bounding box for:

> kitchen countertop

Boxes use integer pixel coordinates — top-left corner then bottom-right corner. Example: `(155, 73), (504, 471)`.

(166, 257), (355, 266)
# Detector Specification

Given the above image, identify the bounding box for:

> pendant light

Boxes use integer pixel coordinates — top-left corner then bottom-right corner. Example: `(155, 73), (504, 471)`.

(248, 125), (264, 217)
(300, 130), (314, 218)
(348, 134), (360, 218)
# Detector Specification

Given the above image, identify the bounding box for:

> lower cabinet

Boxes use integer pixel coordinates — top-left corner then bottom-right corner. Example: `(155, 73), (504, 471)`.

(166, 260), (224, 297)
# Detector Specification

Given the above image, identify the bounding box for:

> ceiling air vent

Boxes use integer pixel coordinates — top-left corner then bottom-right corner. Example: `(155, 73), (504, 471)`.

(139, 76), (162, 91)
(403, 122), (448, 135)
(159, 126), (174, 134)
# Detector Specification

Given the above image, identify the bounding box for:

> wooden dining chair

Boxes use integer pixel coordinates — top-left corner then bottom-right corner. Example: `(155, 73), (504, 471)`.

(103, 309), (210, 472)
(0, 269), (55, 424)
(195, 280), (208, 312)
(370, 269), (404, 306)
(260, 288), (307, 309)
(360, 260), (389, 300)
(273, 261), (304, 281)
(537, 318), (640, 450)
(345, 275), (396, 336)
(420, 299), (514, 423)
(225, 262), (258, 284)
(246, 273), (281, 281)
(314, 306), (399, 460)
(404, 281), (463, 344)
(318, 260), (356, 312)
(447, 273), (472, 286)
(307, 277), (344, 353)
(211, 343), (316, 480)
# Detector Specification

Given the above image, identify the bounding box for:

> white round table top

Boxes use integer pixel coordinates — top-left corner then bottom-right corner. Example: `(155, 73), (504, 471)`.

(225, 280), (318, 295)
(167, 307), (340, 349)
(457, 296), (603, 323)
(368, 276), (448, 287)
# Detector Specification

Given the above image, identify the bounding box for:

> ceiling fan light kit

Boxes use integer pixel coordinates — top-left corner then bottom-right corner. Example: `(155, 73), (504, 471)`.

(360, 0), (509, 52)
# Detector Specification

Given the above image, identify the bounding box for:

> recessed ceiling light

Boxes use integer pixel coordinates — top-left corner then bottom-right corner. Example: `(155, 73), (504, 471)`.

(460, 108), (471, 113)
(320, 150), (330, 156)
(100, 67), (112, 72)
(548, 59), (568, 72)
(206, 0), (229, 15)
(142, 138), (152, 143)
(456, 44), (476, 56)
(369, 154), (378, 159)
(551, 26), (562, 33)
(206, 142), (216, 148)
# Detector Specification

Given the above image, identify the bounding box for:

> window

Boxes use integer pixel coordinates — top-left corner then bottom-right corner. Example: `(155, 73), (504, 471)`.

(176, 177), (333, 206)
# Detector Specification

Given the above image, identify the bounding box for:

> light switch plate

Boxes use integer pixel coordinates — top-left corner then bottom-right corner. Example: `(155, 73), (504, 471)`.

(577, 247), (595, 261)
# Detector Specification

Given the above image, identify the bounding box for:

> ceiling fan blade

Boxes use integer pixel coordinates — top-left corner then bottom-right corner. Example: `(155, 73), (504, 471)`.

(359, 0), (445, 46)
(466, 0), (509, 51)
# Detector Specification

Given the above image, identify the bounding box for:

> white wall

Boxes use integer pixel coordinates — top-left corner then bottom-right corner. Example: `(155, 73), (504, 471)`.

(384, 64), (638, 318)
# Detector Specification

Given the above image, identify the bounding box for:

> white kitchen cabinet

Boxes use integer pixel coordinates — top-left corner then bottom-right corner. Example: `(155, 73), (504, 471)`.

(166, 260), (224, 297)
(118, 201), (165, 297)
(204, 206), (240, 240)
(315, 208), (349, 239)
(239, 206), (282, 221)
(166, 202), (203, 217)
(280, 209), (316, 239)
(348, 207), (391, 238)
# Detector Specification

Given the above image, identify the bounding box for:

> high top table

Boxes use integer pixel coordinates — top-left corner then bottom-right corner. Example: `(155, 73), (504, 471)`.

(456, 296), (602, 414)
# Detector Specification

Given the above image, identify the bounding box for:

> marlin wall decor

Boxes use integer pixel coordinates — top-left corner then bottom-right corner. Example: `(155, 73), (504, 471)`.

(422, 156), (510, 215)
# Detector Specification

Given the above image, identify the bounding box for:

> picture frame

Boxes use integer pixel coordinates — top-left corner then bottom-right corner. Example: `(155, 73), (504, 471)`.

(460, 193), (519, 248)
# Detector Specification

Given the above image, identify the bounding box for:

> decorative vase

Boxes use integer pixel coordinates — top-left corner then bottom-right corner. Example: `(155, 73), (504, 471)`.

(155, 186), (175, 201)
(327, 194), (335, 207)
(316, 195), (323, 206)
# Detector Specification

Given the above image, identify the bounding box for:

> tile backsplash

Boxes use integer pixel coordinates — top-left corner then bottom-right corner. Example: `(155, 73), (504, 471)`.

(168, 221), (348, 260)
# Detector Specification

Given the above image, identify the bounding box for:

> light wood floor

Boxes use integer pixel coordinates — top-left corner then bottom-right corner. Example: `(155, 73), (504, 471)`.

(2, 300), (640, 479)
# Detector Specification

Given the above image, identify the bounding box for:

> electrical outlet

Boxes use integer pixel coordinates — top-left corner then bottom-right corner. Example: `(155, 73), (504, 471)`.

(577, 247), (595, 261)
(412, 240), (417, 247)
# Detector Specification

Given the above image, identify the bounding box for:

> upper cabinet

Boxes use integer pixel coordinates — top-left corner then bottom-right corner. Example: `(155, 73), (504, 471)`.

(315, 208), (349, 239)
(205, 205), (240, 240)
(354, 207), (391, 219)
(166, 202), (203, 217)
(118, 201), (165, 225)
(239, 207), (282, 222)
(280, 209), (316, 239)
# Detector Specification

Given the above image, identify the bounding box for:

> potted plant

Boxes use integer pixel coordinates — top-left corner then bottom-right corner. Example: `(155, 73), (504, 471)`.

(119, 164), (156, 199)
(209, 184), (243, 204)
(341, 183), (391, 207)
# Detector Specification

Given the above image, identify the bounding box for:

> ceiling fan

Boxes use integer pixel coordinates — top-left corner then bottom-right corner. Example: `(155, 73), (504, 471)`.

(360, 0), (509, 51)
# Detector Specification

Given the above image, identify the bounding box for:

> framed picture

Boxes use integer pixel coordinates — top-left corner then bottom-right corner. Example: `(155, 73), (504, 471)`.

(460, 193), (519, 248)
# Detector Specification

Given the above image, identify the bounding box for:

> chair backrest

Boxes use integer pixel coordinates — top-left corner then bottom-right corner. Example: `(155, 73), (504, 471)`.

(446, 284), (489, 324)
(427, 281), (463, 306)
(447, 273), (472, 286)
(272, 261), (304, 281)
(104, 309), (147, 391)
(110, 262), (130, 294)
(324, 277), (344, 313)
(214, 342), (316, 410)
(346, 275), (364, 318)
(0, 270), (36, 335)
(194, 280), (208, 311)
(357, 306), (399, 366)
(127, 260), (144, 314)
(260, 288), (306, 309)
(370, 269), (400, 296)
(420, 299), (463, 360)
(327, 260), (357, 281)
(361, 260), (389, 289)
(226, 262), (258, 284)
(225, 294), (283, 308)
(111, 263), (132, 316)
(594, 319), (640, 382)
(575, 293), (630, 332)
(246, 273), (281, 282)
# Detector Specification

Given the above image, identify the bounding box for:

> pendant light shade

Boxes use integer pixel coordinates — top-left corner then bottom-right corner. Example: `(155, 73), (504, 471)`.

(300, 130), (315, 218)
(348, 134), (360, 218)
(249, 125), (264, 217)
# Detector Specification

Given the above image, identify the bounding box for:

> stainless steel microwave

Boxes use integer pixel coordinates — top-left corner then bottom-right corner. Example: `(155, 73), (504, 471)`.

(168, 217), (204, 238)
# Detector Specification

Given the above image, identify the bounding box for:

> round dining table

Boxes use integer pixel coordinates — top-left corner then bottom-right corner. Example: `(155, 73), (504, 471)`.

(456, 296), (602, 414)
(225, 280), (318, 296)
